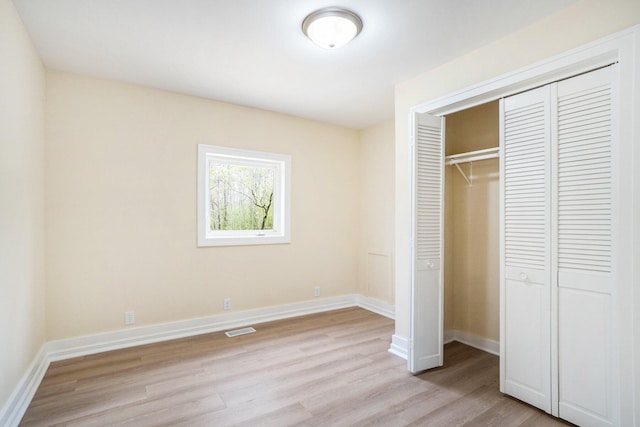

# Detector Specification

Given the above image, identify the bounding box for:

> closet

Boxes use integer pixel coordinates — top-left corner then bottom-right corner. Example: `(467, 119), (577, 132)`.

(443, 103), (499, 349)
(500, 65), (617, 427)
(409, 28), (638, 426)
(412, 65), (619, 426)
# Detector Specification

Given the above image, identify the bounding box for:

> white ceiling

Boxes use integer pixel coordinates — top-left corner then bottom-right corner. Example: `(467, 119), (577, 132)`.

(13, 0), (575, 129)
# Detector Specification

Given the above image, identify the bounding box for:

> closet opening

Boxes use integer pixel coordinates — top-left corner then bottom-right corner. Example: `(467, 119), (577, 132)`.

(443, 101), (500, 355)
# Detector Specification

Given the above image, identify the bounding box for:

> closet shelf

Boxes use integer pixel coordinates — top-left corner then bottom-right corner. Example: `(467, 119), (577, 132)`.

(445, 147), (499, 186)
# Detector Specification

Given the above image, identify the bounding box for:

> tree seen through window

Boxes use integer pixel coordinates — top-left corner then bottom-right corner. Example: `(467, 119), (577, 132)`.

(208, 162), (275, 231)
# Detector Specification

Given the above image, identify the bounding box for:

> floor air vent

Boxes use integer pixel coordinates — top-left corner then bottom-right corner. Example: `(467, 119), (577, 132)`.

(225, 327), (256, 338)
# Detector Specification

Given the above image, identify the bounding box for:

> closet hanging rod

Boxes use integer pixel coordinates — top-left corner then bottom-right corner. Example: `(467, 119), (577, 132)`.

(445, 146), (499, 165)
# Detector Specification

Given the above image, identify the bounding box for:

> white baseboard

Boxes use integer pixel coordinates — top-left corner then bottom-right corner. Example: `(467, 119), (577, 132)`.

(390, 330), (499, 364)
(355, 295), (395, 319)
(443, 330), (456, 344)
(46, 294), (364, 361)
(444, 329), (499, 356)
(388, 334), (409, 359)
(0, 345), (48, 427)
(2, 293), (395, 426)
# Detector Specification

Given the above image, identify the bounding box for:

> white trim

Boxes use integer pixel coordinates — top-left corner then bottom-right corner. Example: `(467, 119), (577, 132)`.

(355, 295), (395, 319)
(1, 294), (396, 426)
(444, 329), (500, 356)
(47, 294), (359, 361)
(197, 144), (291, 247)
(388, 334), (409, 359)
(443, 330), (455, 344)
(0, 345), (48, 427)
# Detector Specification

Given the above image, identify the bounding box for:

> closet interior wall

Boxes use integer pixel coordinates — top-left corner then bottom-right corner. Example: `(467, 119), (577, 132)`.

(444, 101), (500, 345)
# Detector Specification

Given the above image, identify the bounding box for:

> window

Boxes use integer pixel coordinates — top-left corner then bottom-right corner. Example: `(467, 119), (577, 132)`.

(197, 144), (291, 247)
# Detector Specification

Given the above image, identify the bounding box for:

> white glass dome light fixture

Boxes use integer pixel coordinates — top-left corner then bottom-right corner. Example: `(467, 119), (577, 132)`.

(302, 7), (363, 49)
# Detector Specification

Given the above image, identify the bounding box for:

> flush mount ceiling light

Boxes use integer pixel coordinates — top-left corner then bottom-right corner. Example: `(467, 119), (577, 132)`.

(302, 7), (363, 49)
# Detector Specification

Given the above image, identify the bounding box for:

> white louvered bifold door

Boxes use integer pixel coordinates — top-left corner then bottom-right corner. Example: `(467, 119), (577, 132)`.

(409, 113), (444, 373)
(554, 65), (616, 427)
(500, 86), (552, 413)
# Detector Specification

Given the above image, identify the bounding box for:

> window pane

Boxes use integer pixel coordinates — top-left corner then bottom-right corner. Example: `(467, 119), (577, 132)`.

(208, 162), (275, 231)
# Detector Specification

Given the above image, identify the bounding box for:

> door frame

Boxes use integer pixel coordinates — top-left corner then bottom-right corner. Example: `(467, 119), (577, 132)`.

(407, 25), (639, 425)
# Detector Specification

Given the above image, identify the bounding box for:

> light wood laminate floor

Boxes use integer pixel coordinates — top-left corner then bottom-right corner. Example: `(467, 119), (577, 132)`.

(21, 308), (572, 426)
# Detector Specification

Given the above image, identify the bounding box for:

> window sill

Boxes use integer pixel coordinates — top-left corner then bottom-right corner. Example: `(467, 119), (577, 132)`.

(197, 234), (291, 247)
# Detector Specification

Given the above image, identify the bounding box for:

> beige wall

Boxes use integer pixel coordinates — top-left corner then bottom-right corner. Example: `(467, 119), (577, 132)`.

(444, 102), (499, 341)
(394, 0), (640, 346)
(45, 70), (361, 340)
(0, 0), (46, 410)
(358, 120), (395, 304)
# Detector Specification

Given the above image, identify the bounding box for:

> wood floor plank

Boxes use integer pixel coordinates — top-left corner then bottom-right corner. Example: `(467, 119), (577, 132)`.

(464, 395), (541, 426)
(63, 387), (225, 427)
(22, 383), (148, 426)
(407, 384), (504, 427)
(20, 308), (572, 426)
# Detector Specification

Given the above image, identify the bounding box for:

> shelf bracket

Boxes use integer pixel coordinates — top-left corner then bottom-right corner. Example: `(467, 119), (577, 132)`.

(445, 147), (499, 187)
(453, 162), (472, 186)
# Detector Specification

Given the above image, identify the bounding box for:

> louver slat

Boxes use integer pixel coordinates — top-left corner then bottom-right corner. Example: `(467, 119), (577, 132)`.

(415, 124), (441, 261)
(504, 101), (547, 269)
(557, 84), (612, 274)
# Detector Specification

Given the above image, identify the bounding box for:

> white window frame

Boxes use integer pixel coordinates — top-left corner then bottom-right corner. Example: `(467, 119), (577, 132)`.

(197, 144), (291, 247)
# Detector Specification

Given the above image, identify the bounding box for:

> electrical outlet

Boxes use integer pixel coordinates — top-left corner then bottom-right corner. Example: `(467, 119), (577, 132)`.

(314, 287), (320, 297)
(223, 298), (231, 310)
(124, 310), (135, 325)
